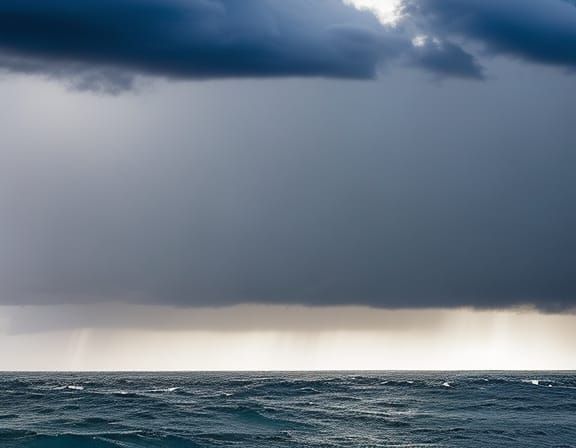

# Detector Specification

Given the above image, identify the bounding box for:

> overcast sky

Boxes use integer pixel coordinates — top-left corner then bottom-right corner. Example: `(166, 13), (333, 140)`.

(0, 0), (575, 369)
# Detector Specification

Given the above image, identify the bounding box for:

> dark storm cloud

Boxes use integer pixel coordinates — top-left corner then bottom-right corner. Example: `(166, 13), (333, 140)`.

(408, 37), (483, 79)
(0, 0), (485, 90)
(404, 0), (576, 70)
(0, 0), (386, 89)
(1, 0), (575, 90)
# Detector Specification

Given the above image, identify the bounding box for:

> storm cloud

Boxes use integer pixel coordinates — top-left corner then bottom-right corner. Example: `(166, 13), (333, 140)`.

(0, 0), (485, 90)
(0, 0), (400, 90)
(404, 0), (576, 70)
(0, 0), (576, 90)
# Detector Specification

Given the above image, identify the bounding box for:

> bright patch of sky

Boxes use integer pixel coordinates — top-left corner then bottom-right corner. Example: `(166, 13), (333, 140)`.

(345, 0), (404, 26)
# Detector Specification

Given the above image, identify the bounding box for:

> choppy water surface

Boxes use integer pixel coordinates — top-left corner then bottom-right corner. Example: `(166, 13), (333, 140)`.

(0, 372), (574, 447)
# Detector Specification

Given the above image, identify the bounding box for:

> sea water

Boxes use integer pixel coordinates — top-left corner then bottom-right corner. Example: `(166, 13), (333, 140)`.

(0, 372), (574, 447)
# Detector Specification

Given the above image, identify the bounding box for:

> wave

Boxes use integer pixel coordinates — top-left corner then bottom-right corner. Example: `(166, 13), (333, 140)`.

(0, 413), (18, 420)
(521, 379), (555, 387)
(0, 428), (37, 440)
(203, 404), (312, 430)
(146, 387), (179, 393)
(380, 380), (416, 387)
(52, 385), (85, 391)
(1, 372), (575, 447)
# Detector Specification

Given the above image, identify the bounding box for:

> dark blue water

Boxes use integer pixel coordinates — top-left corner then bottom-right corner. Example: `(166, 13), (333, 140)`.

(0, 372), (574, 447)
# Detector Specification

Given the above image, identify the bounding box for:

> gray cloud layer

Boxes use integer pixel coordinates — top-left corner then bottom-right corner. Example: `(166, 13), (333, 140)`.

(1, 67), (575, 312)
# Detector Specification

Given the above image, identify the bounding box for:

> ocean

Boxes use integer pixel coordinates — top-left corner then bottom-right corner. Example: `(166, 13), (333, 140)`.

(0, 372), (574, 447)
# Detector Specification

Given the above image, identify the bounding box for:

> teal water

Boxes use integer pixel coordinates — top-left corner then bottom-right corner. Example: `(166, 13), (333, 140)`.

(0, 372), (574, 447)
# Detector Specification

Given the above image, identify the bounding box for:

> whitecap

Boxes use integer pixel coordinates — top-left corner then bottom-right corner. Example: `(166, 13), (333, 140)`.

(442, 382), (451, 388)
(148, 387), (178, 393)
(66, 385), (84, 391)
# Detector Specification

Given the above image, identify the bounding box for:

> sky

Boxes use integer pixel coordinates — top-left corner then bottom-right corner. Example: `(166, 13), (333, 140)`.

(0, 0), (575, 370)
